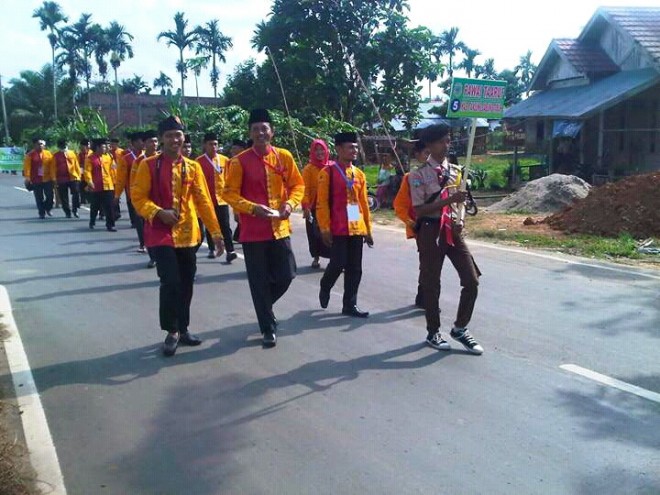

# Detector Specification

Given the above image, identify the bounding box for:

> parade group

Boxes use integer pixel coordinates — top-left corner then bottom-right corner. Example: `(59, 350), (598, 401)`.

(21, 109), (484, 357)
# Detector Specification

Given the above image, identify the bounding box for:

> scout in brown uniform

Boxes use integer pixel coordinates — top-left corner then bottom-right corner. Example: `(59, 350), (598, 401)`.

(132, 116), (223, 357)
(316, 132), (373, 318)
(408, 124), (483, 354)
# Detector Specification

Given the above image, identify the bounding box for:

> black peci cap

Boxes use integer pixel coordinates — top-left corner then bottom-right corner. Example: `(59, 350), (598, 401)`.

(247, 108), (272, 126)
(334, 132), (358, 146)
(157, 115), (185, 135)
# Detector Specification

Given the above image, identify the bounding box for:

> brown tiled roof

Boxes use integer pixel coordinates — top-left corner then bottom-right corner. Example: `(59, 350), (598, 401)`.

(601, 7), (660, 65)
(553, 38), (619, 74)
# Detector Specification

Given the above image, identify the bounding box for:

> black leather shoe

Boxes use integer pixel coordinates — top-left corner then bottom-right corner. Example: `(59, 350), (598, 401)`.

(226, 251), (238, 263)
(179, 332), (202, 346)
(147, 260), (157, 269)
(319, 288), (330, 309)
(263, 331), (277, 348)
(73, 211), (79, 218)
(162, 333), (179, 357)
(107, 227), (117, 232)
(207, 250), (216, 259)
(89, 223), (95, 229)
(46, 210), (53, 217)
(342, 306), (369, 318)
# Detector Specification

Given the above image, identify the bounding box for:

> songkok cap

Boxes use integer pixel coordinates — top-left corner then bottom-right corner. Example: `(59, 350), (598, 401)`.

(90, 137), (108, 148)
(57, 139), (67, 149)
(420, 123), (450, 144)
(248, 108), (272, 126)
(157, 115), (185, 135)
(109, 137), (120, 144)
(246, 139), (254, 147)
(79, 138), (89, 146)
(334, 132), (358, 146)
(232, 139), (247, 147)
(203, 132), (218, 142)
(183, 134), (192, 144)
(142, 129), (158, 140)
(32, 136), (44, 143)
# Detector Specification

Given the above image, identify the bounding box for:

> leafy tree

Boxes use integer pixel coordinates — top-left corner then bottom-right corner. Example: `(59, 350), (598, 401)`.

(498, 69), (524, 106)
(195, 20), (233, 100)
(515, 50), (536, 96)
(438, 27), (466, 77)
(158, 12), (199, 99)
(63, 13), (104, 107)
(121, 75), (150, 95)
(425, 34), (445, 99)
(153, 72), (173, 96)
(187, 56), (209, 103)
(105, 22), (134, 122)
(32, 1), (68, 120)
(475, 58), (498, 80)
(458, 47), (480, 78)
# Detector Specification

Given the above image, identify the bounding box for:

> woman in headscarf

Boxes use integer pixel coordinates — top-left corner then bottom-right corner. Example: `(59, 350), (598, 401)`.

(301, 139), (331, 268)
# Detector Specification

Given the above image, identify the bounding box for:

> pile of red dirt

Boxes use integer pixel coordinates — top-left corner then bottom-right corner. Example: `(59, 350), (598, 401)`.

(544, 171), (660, 238)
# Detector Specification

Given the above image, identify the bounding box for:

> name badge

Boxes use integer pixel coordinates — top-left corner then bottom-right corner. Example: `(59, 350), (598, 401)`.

(37, 166), (43, 177)
(347, 203), (361, 221)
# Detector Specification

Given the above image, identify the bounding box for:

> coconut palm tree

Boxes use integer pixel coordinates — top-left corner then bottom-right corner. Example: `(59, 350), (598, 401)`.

(153, 72), (173, 96)
(187, 56), (209, 103)
(475, 58), (498, 80)
(64, 13), (103, 107)
(55, 31), (84, 106)
(194, 20), (233, 100)
(438, 27), (467, 78)
(105, 22), (134, 122)
(32, 1), (68, 120)
(515, 50), (536, 96)
(458, 47), (480, 78)
(158, 12), (198, 100)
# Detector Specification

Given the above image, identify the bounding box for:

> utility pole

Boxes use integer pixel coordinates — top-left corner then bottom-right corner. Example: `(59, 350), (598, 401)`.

(0, 75), (10, 143)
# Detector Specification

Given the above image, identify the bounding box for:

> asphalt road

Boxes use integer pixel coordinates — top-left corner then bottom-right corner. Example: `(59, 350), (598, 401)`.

(0, 174), (658, 495)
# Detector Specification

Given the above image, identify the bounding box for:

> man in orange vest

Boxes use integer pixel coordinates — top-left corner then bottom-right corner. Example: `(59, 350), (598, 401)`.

(132, 116), (223, 357)
(53, 139), (82, 218)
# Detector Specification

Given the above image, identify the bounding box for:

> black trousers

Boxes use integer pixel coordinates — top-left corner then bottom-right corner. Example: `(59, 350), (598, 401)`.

(242, 238), (297, 334)
(304, 209), (331, 259)
(127, 199), (137, 227)
(150, 246), (197, 334)
(205, 204), (234, 253)
(89, 190), (115, 229)
(32, 182), (54, 217)
(57, 181), (80, 216)
(320, 235), (364, 308)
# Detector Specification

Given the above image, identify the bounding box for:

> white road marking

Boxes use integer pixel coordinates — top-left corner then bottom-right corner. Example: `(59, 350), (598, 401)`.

(14, 186), (29, 192)
(0, 285), (67, 494)
(560, 364), (660, 404)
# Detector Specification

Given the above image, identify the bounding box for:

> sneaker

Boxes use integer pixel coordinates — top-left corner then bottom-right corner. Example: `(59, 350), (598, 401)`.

(450, 328), (484, 355)
(426, 332), (451, 351)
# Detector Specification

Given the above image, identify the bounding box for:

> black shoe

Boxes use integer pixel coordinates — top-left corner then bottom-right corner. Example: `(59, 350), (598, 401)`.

(65, 212), (72, 218)
(107, 227), (117, 232)
(39, 214), (45, 219)
(207, 250), (216, 259)
(263, 331), (277, 348)
(226, 251), (238, 263)
(319, 288), (330, 309)
(46, 211), (53, 217)
(147, 260), (157, 269)
(73, 211), (79, 218)
(179, 332), (202, 346)
(342, 306), (369, 318)
(162, 333), (179, 357)
(89, 223), (95, 229)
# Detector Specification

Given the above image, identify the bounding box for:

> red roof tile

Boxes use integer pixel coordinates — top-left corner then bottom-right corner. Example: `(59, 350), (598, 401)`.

(553, 38), (619, 74)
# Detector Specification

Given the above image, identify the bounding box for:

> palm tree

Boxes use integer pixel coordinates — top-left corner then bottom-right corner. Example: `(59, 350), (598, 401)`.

(55, 31), (84, 106)
(438, 27), (467, 78)
(64, 13), (103, 107)
(186, 56), (209, 103)
(153, 72), (173, 96)
(157, 12), (198, 100)
(515, 50), (536, 96)
(475, 58), (498, 80)
(105, 22), (134, 122)
(425, 34), (445, 99)
(121, 75), (150, 95)
(194, 20), (233, 100)
(32, 1), (68, 120)
(458, 47), (480, 78)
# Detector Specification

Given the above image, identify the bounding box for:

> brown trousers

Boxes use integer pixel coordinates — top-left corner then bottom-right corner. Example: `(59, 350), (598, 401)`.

(416, 219), (481, 334)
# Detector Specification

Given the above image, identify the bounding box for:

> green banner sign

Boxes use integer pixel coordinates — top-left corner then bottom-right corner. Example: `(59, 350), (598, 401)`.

(0, 147), (25, 171)
(447, 77), (506, 119)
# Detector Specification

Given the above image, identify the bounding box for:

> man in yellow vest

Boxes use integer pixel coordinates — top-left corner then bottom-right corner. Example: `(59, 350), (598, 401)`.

(23, 137), (55, 219)
(53, 139), (82, 218)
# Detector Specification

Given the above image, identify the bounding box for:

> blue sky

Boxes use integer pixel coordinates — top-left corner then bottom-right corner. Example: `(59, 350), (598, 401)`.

(1, 0), (657, 97)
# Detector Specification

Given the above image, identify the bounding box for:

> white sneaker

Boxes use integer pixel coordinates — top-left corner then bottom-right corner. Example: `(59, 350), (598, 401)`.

(426, 333), (451, 351)
(450, 328), (484, 355)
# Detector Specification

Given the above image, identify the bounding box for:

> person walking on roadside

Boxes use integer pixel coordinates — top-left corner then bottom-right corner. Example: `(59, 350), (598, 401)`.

(114, 132), (144, 229)
(196, 133), (238, 263)
(78, 139), (91, 205)
(132, 116), (224, 357)
(132, 130), (158, 267)
(301, 139), (332, 269)
(84, 138), (117, 232)
(316, 132), (373, 318)
(228, 139), (247, 245)
(408, 124), (483, 355)
(53, 139), (82, 218)
(23, 137), (55, 219)
(223, 109), (305, 348)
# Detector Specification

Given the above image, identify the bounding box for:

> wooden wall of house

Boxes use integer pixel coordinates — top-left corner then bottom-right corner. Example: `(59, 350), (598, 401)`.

(547, 58), (583, 89)
(598, 23), (655, 70)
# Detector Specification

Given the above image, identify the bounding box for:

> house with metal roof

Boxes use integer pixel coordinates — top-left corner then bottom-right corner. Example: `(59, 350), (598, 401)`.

(504, 6), (660, 181)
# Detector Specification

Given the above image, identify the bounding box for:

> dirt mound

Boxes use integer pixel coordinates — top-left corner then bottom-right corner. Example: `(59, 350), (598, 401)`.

(545, 171), (660, 238)
(487, 174), (591, 213)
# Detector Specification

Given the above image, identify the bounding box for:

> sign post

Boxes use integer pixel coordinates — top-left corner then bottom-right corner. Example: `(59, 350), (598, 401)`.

(446, 77), (506, 220)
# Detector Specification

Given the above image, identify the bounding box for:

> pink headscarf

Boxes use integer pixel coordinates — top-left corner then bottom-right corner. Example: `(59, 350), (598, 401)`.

(309, 139), (329, 168)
